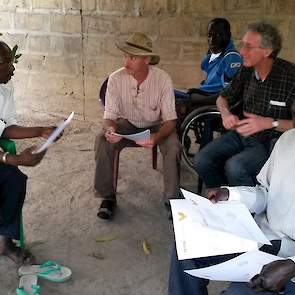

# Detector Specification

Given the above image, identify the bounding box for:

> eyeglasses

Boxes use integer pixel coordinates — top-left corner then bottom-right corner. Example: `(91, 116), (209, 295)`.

(238, 42), (264, 51)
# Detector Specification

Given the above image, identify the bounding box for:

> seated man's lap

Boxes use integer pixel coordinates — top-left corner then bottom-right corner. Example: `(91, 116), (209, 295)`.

(222, 281), (295, 295)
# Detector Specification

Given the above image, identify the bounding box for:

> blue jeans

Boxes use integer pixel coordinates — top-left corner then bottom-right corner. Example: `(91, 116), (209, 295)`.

(193, 131), (269, 188)
(168, 244), (295, 295)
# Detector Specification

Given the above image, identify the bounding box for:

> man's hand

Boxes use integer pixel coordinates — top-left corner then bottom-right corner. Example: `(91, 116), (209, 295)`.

(236, 112), (272, 137)
(206, 187), (229, 203)
(249, 259), (295, 293)
(40, 126), (64, 141)
(104, 126), (121, 143)
(16, 146), (46, 167)
(136, 133), (158, 148)
(221, 112), (240, 130)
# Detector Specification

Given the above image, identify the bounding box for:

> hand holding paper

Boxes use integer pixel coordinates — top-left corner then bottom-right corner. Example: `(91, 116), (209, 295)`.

(185, 251), (284, 283)
(33, 111), (74, 154)
(112, 129), (150, 142)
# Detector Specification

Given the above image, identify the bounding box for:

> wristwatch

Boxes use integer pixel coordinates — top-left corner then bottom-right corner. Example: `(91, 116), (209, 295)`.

(272, 119), (279, 128)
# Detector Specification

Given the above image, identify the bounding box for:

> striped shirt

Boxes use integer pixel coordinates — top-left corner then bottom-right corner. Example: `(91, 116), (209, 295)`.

(103, 66), (177, 128)
(221, 58), (295, 142)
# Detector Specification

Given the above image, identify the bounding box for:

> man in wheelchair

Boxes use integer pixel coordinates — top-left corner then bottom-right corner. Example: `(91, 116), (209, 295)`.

(194, 21), (295, 189)
(175, 18), (242, 130)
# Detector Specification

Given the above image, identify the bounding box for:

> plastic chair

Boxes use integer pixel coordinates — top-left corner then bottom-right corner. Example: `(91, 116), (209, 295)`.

(0, 138), (25, 248)
(99, 78), (158, 191)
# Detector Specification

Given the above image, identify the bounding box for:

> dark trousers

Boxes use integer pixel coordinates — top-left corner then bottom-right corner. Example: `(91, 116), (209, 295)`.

(0, 164), (27, 240)
(194, 131), (269, 188)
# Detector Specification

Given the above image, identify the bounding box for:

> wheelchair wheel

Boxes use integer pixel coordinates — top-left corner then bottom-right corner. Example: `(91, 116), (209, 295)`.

(180, 105), (222, 170)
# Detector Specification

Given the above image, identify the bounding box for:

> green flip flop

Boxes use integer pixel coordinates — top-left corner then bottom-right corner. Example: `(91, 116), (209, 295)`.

(16, 274), (40, 295)
(18, 261), (72, 283)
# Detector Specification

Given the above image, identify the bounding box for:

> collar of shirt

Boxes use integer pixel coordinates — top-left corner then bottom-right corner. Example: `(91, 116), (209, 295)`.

(209, 52), (222, 63)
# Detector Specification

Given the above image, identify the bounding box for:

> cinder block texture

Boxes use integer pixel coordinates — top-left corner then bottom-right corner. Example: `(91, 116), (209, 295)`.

(1, 0), (295, 121)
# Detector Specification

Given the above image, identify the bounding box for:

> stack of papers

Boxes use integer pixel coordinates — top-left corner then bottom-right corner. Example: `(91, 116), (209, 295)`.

(171, 189), (270, 261)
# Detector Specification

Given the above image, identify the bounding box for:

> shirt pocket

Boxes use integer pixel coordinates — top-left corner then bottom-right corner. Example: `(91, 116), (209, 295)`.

(267, 98), (287, 118)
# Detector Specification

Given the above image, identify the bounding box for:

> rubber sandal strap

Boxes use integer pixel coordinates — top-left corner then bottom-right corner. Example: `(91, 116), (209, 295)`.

(39, 260), (59, 268)
(31, 285), (41, 295)
(16, 287), (27, 295)
(16, 285), (40, 295)
(38, 265), (61, 276)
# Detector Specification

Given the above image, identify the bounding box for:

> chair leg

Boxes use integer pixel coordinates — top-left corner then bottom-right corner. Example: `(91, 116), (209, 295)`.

(113, 150), (120, 192)
(152, 145), (157, 169)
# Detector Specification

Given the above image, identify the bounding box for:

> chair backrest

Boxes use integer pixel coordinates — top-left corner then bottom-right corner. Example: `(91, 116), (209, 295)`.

(98, 77), (109, 106)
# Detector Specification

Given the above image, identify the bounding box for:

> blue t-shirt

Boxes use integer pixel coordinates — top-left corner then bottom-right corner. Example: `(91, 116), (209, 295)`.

(199, 40), (242, 94)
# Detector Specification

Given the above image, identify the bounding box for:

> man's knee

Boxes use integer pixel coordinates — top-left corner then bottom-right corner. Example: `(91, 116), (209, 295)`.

(4, 165), (27, 186)
(161, 133), (181, 159)
(94, 132), (112, 160)
(193, 148), (211, 174)
(224, 158), (253, 185)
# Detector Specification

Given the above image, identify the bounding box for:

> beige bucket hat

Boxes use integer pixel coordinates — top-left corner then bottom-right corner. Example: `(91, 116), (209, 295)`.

(116, 32), (160, 65)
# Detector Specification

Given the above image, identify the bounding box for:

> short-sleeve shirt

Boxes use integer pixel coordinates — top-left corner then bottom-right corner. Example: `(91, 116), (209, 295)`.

(220, 58), (295, 142)
(103, 66), (177, 128)
(0, 81), (17, 127)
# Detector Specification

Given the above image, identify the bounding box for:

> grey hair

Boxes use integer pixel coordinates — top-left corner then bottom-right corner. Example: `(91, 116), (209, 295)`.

(247, 21), (282, 58)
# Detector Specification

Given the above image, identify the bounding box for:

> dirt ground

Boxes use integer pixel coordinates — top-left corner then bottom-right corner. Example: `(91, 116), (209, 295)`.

(0, 109), (226, 295)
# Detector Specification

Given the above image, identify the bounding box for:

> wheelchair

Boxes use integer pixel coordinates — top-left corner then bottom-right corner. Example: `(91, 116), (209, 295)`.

(175, 91), (222, 170)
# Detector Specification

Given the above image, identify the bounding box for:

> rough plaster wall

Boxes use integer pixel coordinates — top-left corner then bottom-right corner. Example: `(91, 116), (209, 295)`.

(0, 0), (295, 121)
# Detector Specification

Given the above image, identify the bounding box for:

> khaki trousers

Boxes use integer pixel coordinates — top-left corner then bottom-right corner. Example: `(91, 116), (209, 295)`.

(94, 119), (181, 201)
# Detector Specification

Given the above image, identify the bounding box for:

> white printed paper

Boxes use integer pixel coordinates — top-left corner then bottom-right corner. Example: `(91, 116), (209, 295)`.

(33, 111), (74, 154)
(185, 250), (284, 282)
(112, 129), (150, 142)
(181, 189), (270, 245)
(170, 199), (258, 260)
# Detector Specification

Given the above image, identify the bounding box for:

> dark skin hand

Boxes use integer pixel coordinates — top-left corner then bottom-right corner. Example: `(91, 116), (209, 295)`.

(249, 259), (295, 293)
(6, 146), (46, 167)
(206, 187), (229, 203)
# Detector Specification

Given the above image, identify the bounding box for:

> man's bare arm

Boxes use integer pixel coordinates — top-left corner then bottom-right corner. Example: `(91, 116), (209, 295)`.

(3, 125), (55, 140)
(216, 96), (240, 130)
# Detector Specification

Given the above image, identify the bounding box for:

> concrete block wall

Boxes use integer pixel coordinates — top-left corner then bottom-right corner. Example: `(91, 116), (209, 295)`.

(1, 0), (295, 121)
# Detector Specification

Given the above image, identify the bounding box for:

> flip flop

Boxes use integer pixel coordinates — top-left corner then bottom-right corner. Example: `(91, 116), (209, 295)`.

(16, 275), (40, 295)
(97, 199), (116, 220)
(18, 261), (72, 283)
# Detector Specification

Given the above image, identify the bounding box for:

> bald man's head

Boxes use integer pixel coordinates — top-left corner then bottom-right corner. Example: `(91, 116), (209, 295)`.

(0, 41), (15, 84)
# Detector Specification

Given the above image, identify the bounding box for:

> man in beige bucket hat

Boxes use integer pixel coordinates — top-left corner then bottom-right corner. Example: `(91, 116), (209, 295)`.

(94, 32), (181, 220)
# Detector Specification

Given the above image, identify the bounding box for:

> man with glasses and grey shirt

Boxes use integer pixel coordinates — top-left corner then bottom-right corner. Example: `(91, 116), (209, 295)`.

(194, 21), (295, 189)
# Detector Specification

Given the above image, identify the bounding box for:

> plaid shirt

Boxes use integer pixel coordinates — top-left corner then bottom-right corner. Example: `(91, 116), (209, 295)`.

(221, 58), (295, 142)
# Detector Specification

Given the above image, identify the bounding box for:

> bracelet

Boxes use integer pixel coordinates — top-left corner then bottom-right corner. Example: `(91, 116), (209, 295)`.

(2, 152), (9, 163)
